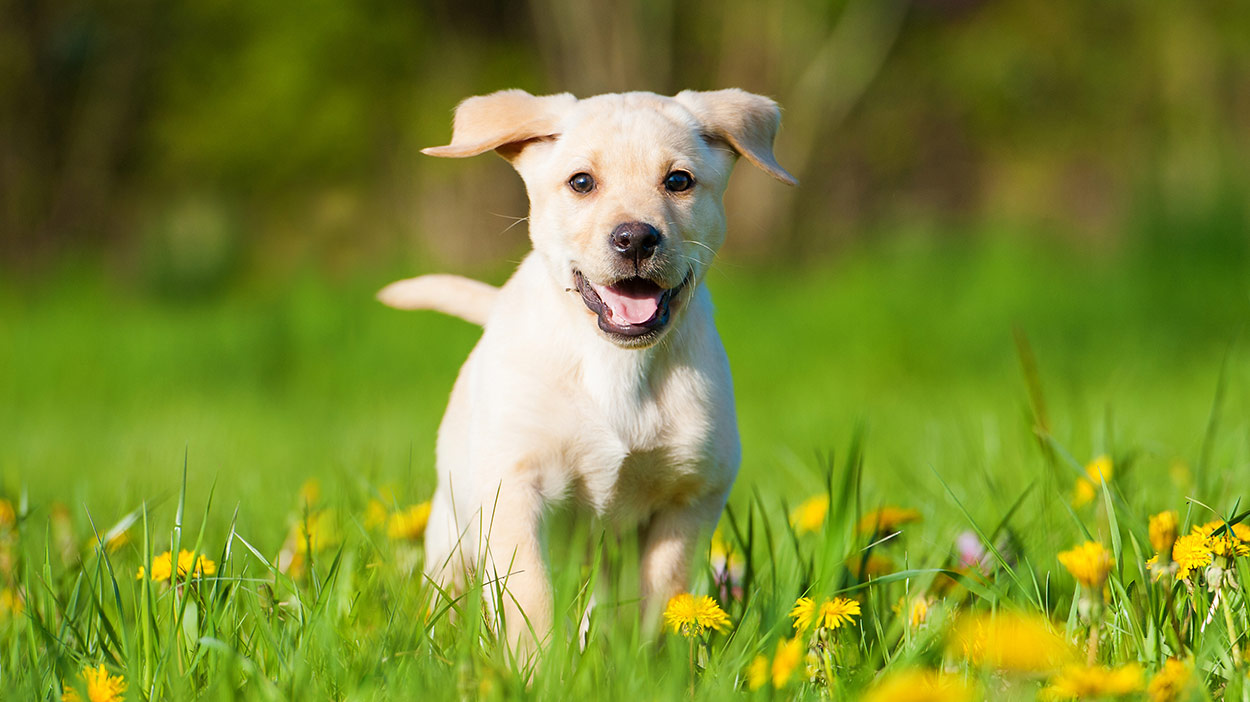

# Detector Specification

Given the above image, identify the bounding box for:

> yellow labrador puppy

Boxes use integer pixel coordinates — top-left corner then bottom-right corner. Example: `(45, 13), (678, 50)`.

(379, 89), (795, 652)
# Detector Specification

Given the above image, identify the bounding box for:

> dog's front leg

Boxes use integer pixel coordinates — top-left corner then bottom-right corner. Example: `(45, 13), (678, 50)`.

(480, 472), (551, 656)
(638, 492), (727, 628)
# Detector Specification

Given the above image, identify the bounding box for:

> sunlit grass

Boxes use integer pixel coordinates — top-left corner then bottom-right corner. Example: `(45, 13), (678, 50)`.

(1, 237), (1247, 699)
(7, 413), (1248, 700)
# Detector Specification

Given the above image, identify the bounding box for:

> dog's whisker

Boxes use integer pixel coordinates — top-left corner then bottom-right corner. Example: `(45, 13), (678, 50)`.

(674, 253), (708, 271)
(673, 248), (710, 264)
(490, 213), (530, 234)
(683, 240), (718, 256)
(489, 211), (528, 221)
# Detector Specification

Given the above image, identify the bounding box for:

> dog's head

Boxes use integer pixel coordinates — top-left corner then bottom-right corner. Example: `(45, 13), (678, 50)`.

(424, 89), (796, 348)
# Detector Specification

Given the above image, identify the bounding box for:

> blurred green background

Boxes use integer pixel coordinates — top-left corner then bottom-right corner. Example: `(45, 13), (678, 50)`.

(1, 0), (1248, 536)
(4, 0), (1248, 272)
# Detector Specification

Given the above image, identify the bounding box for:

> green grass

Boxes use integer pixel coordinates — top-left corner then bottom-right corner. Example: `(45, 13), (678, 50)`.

(1, 234), (1248, 699)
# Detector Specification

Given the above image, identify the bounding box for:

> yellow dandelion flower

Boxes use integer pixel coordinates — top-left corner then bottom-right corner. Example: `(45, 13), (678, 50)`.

(1209, 533), (1250, 559)
(284, 551), (307, 579)
(0, 499), (15, 528)
(789, 595), (860, 633)
(1232, 523), (1250, 542)
(1230, 519), (1250, 542)
(175, 549), (216, 578)
(105, 530), (130, 553)
(895, 595), (933, 629)
(746, 654), (769, 691)
(136, 551), (170, 581)
(789, 596), (816, 633)
(663, 593), (730, 637)
(298, 478), (321, 507)
(861, 668), (975, 702)
(136, 550), (215, 582)
(1073, 455), (1113, 507)
(908, 599), (930, 629)
(1187, 521), (1249, 559)
(848, 554), (895, 579)
(1149, 511), (1179, 554)
(363, 499), (388, 530)
(0, 588), (23, 620)
(1073, 479), (1096, 508)
(1168, 460), (1191, 485)
(86, 524), (132, 552)
(1144, 553), (1173, 582)
(387, 502), (432, 541)
(1171, 533), (1213, 580)
(790, 495), (829, 535)
(816, 596), (861, 630)
(1057, 541), (1113, 588)
(86, 529), (131, 554)
(857, 506), (922, 535)
(1085, 455), (1112, 483)
(1146, 659), (1191, 702)
(277, 510), (340, 578)
(62, 664), (126, 702)
(1040, 663), (1143, 700)
(771, 637), (802, 689)
(293, 510), (340, 552)
(949, 611), (1076, 673)
(1191, 520), (1222, 537)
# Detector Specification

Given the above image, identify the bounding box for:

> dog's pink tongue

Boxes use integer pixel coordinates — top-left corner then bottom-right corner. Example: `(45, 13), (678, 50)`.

(592, 282), (661, 325)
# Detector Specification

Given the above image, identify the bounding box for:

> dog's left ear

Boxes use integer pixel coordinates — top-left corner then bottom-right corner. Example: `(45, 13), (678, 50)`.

(422, 89), (577, 162)
(674, 89), (798, 186)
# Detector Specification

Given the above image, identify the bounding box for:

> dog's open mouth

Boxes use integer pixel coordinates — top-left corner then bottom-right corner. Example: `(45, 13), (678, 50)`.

(573, 271), (689, 339)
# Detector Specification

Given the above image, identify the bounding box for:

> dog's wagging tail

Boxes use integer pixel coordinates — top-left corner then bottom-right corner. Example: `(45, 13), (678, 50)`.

(377, 274), (499, 326)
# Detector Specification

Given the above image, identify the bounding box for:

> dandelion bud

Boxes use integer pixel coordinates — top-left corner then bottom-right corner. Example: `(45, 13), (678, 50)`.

(1077, 598), (1093, 621)
(1058, 541), (1113, 590)
(1148, 511), (1178, 555)
(1204, 564), (1225, 593)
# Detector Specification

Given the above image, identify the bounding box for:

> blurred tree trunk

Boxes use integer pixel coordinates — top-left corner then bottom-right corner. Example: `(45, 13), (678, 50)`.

(770, 0), (910, 257)
(0, 0), (159, 265)
(527, 0), (673, 95)
(520, 0), (908, 259)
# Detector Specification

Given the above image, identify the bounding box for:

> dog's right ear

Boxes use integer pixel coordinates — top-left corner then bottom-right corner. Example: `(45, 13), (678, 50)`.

(674, 89), (798, 186)
(422, 90), (576, 161)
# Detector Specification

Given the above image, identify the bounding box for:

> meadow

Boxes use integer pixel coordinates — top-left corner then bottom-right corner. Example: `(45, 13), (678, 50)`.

(1, 233), (1248, 700)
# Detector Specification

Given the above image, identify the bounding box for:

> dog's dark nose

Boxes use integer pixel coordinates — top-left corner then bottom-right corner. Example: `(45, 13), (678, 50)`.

(609, 222), (660, 261)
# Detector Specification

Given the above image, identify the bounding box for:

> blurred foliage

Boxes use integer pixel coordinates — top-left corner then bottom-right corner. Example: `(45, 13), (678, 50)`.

(1, 0), (1247, 288)
(2, 235), (1246, 510)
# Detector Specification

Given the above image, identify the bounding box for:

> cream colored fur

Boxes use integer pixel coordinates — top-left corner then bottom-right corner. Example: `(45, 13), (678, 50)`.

(377, 274), (499, 326)
(380, 89), (794, 655)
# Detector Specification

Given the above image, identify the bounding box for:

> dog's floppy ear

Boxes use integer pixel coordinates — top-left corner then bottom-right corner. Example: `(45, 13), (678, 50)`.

(422, 89), (576, 161)
(674, 89), (798, 186)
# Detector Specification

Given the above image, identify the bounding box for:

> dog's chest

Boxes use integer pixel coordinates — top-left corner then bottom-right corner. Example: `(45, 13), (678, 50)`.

(570, 357), (715, 520)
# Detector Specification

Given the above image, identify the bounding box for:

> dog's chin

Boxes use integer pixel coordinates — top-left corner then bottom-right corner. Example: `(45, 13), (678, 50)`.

(572, 270), (691, 348)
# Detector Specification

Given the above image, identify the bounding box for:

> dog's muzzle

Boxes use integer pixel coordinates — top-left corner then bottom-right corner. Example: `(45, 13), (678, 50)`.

(573, 270), (690, 340)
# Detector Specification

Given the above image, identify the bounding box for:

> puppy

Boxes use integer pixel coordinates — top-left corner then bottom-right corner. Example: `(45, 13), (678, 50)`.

(379, 89), (795, 652)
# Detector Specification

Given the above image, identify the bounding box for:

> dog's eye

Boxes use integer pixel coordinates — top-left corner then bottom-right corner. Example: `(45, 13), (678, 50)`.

(568, 173), (596, 194)
(664, 170), (695, 193)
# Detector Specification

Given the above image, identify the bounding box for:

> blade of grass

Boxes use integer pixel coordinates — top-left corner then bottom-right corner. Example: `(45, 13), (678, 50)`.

(1194, 344), (1233, 500)
(1013, 327), (1055, 466)
(928, 464), (1042, 609)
